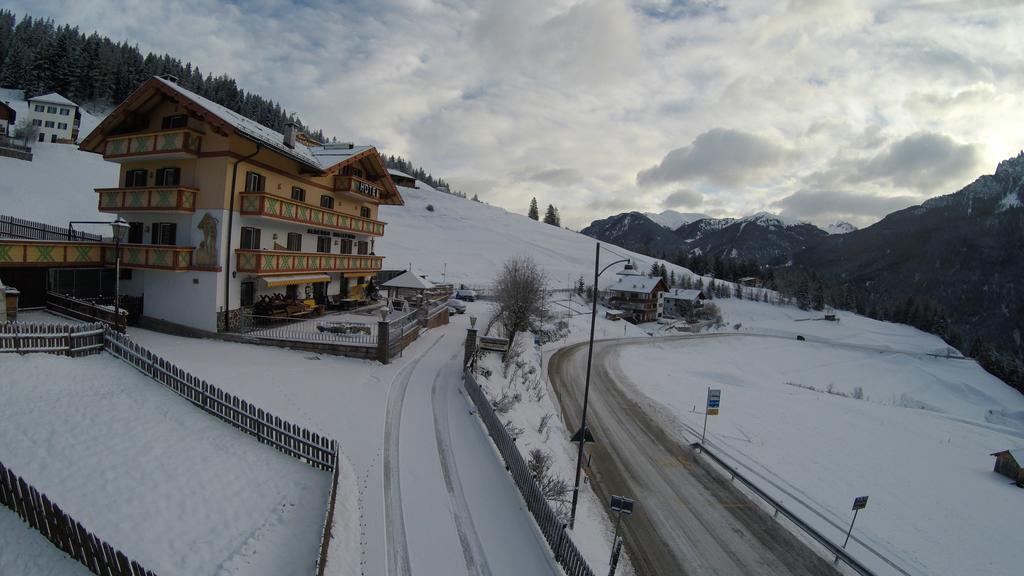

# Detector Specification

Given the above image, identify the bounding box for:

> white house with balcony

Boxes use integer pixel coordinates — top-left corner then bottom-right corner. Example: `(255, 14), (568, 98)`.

(27, 92), (80, 143)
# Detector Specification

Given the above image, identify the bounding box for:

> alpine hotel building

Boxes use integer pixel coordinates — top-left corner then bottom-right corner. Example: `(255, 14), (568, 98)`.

(79, 76), (404, 332)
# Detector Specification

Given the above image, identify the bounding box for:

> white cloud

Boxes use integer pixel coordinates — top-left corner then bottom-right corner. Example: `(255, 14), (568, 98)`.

(6, 0), (1023, 229)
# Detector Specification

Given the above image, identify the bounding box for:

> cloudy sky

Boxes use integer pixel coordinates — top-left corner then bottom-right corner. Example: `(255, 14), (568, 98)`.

(14, 0), (1024, 228)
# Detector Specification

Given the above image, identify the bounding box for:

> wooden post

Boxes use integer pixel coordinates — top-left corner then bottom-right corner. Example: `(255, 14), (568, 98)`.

(377, 319), (390, 364)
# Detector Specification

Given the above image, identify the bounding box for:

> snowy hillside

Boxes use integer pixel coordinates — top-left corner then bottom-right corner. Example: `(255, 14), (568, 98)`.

(378, 184), (699, 288)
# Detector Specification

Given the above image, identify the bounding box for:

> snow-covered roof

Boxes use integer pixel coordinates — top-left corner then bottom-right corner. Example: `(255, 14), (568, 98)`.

(388, 168), (414, 179)
(308, 144), (373, 167)
(608, 276), (664, 294)
(663, 289), (704, 301)
(153, 77), (323, 171)
(382, 270), (435, 290)
(28, 92), (77, 107)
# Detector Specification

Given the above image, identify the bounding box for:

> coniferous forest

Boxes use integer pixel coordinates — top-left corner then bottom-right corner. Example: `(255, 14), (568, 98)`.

(0, 10), (461, 196)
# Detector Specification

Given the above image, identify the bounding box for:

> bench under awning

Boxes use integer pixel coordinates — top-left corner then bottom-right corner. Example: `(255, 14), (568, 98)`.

(260, 274), (331, 288)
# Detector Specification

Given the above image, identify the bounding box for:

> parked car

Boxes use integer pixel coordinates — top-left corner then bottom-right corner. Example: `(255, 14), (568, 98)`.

(455, 289), (477, 302)
(447, 299), (467, 314)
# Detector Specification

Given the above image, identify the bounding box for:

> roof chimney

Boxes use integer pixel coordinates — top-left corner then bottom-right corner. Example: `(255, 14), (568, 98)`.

(283, 122), (297, 149)
(159, 74), (179, 84)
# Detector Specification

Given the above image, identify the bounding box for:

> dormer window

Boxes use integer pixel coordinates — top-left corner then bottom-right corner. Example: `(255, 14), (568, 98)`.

(161, 114), (188, 129)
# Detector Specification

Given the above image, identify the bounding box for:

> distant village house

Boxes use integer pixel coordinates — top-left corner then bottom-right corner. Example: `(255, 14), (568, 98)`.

(0, 101), (15, 136)
(658, 288), (706, 320)
(27, 92), (81, 143)
(607, 275), (668, 323)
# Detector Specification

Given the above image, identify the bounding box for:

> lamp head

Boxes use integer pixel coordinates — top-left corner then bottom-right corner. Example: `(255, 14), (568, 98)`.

(111, 217), (130, 242)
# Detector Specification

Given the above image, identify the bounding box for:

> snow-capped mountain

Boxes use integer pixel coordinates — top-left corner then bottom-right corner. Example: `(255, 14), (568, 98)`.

(642, 209), (708, 230)
(674, 213), (827, 265)
(579, 212), (689, 258)
(825, 221), (857, 235)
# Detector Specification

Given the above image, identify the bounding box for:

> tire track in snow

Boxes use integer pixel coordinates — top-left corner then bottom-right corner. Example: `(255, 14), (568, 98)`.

(383, 334), (444, 576)
(431, 351), (493, 576)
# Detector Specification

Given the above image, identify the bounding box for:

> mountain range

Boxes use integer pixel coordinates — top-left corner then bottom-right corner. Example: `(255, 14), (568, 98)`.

(582, 210), (852, 265)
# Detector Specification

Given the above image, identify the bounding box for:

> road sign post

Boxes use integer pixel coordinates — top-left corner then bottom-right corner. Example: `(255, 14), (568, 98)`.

(701, 388), (721, 447)
(608, 495), (635, 576)
(843, 496), (868, 549)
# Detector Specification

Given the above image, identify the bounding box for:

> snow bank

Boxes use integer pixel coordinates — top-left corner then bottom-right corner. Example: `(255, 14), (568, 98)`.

(0, 352), (330, 576)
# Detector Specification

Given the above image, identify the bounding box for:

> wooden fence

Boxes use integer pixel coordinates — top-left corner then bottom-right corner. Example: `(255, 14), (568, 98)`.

(463, 370), (596, 576)
(0, 322), (105, 356)
(0, 214), (102, 241)
(0, 460), (158, 576)
(104, 330), (338, 472)
(46, 291), (126, 331)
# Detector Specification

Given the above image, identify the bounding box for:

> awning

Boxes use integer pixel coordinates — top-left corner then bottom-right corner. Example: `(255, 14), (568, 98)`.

(343, 272), (370, 279)
(261, 274), (331, 288)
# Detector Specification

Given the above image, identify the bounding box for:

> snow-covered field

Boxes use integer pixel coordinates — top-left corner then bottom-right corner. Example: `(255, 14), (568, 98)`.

(0, 352), (330, 576)
(0, 506), (91, 576)
(614, 299), (1024, 576)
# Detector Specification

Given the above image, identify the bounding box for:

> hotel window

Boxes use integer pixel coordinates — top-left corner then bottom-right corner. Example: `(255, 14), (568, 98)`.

(320, 195), (334, 209)
(57, 122), (67, 130)
(46, 106), (57, 113)
(240, 281), (255, 307)
(128, 222), (144, 244)
(155, 167), (181, 186)
(286, 232), (302, 251)
(32, 119), (41, 126)
(244, 171), (265, 192)
(150, 223), (177, 245)
(34, 104), (44, 112)
(125, 169), (147, 187)
(161, 114), (187, 129)
(44, 120), (54, 128)
(291, 186), (306, 202)
(317, 236), (331, 253)
(59, 108), (70, 116)
(38, 133), (45, 142)
(339, 238), (353, 254)
(360, 206), (371, 219)
(50, 134), (57, 143)
(357, 240), (369, 255)
(240, 227), (261, 250)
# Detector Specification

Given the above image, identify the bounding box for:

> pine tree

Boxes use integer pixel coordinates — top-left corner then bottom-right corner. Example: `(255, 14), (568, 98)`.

(649, 261), (660, 277)
(575, 276), (586, 296)
(543, 204), (559, 226)
(528, 197), (539, 220)
(669, 270), (676, 287)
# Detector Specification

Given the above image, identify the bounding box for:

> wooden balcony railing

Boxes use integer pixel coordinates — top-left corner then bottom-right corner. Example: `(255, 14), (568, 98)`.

(235, 249), (383, 275)
(109, 244), (195, 271)
(103, 128), (201, 159)
(0, 240), (194, 271)
(97, 186), (198, 213)
(240, 193), (385, 236)
(333, 175), (383, 202)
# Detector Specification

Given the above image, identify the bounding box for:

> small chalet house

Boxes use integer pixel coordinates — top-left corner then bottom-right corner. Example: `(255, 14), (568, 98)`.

(388, 169), (418, 189)
(27, 92), (81, 143)
(991, 449), (1024, 485)
(0, 101), (15, 136)
(658, 288), (706, 320)
(607, 275), (668, 323)
(79, 76), (404, 332)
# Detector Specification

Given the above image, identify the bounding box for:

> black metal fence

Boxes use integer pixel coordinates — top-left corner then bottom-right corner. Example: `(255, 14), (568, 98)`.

(0, 214), (102, 241)
(463, 370), (596, 576)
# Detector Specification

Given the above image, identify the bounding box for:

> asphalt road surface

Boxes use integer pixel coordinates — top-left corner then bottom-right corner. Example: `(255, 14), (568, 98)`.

(549, 338), (840, 576)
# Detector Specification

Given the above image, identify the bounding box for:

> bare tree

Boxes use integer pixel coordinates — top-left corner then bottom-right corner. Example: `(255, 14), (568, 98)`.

(492, 256), (546, 345)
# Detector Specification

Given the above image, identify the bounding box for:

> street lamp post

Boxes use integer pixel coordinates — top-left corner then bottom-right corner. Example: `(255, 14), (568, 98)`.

(569, 242), (630, 528)
(110, 217), (129, 332)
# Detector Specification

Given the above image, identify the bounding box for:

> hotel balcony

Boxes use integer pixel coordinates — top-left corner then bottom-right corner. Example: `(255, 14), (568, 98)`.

(240, 193), (385, 236)
(235, 249), (383, 276)
(97, 186), (198, 213)
(109, 244), (196, 271)
(102, 128), (202, 162)
(333, 175), (383, 202)
(0, 240), (195, 271)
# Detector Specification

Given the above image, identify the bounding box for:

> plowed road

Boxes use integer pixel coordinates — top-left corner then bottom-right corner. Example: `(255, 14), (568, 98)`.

(549, 338), (839, 576)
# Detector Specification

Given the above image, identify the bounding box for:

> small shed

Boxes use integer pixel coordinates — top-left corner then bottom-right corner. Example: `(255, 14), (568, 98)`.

(382, 270), (435, 305)
(991, 449), (1024, 485)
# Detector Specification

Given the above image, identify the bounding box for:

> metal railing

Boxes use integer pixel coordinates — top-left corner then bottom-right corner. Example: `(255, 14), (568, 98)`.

(239, 311), (378, 346)
(464, 370), (596, 576)
(0, 214), (102, 241)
